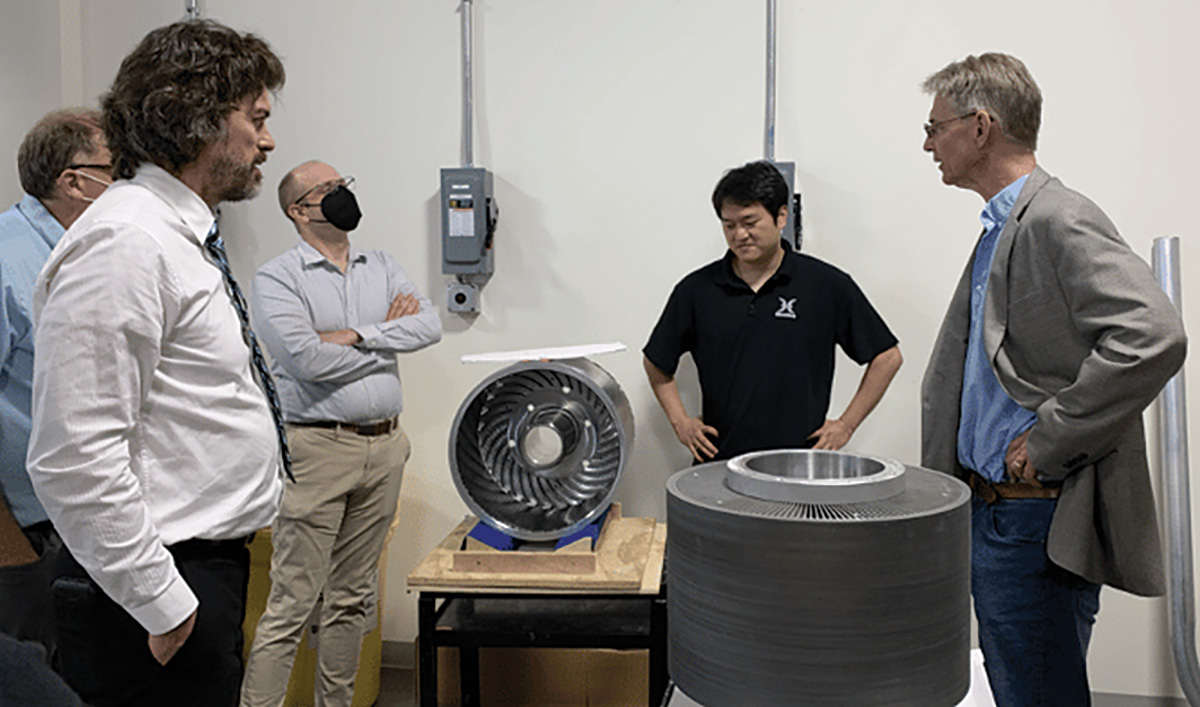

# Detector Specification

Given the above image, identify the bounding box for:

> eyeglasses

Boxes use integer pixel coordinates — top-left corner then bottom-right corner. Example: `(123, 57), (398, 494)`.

(922, 111), (977, 139)
(66, 164), (114, 191)
(294, 176), (354, 207)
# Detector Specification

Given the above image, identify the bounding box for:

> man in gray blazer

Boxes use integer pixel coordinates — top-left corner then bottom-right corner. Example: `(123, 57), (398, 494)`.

(919, 53), (1186, 706)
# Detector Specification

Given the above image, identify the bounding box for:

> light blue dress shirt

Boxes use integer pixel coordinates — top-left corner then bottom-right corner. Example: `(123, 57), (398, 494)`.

(0, 195), (64, 528)
(957, 175), (1037, 482)
(251, 240), (442, 424)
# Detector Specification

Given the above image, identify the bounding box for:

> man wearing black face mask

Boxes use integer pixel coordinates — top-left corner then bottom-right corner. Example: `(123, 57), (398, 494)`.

(242, 160), (442, 707)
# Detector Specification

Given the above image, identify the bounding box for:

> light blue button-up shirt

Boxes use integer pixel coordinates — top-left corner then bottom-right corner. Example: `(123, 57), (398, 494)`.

(957, 175), (1037, 482)
(0, 194), (64, 528)
(251, 240), (442, 424)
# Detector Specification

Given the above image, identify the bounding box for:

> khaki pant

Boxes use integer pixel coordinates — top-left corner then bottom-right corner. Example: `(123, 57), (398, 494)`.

(241, 423), (410, 707)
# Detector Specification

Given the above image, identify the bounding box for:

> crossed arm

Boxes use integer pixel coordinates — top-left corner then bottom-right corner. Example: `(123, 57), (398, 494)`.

(318, 291), (422, 345)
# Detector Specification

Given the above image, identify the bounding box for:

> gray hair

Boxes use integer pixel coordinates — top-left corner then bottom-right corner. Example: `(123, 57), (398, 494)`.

(922, 53), (1042, 151)
(17, 109), (105, 200)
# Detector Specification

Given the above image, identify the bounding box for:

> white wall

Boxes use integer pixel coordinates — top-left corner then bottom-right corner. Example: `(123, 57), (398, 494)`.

(0, 2), (67, 201)
(41, 0), (1200, 698)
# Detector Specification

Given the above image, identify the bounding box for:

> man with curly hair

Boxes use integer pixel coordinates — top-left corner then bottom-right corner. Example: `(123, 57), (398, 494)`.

(27, 19), (287, 706)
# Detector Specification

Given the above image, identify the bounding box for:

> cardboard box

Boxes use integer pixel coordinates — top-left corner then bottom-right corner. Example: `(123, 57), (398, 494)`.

(430, 646), (649, 706)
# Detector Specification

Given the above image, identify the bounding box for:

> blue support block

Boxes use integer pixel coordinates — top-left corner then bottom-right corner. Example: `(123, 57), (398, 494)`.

(465, 506), (613, 552)
(554, 505), (611, 551)
(466, 520), (518, 551)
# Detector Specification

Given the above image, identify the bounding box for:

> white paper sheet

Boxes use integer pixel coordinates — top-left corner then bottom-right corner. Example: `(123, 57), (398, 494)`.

(460, 341), (626, 364)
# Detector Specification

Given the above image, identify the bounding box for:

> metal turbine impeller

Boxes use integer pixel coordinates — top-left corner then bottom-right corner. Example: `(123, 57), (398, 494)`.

(450, 358), (633, 540)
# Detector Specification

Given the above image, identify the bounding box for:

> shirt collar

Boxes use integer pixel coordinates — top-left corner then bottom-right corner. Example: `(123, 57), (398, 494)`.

(131, 163), (215, 245)
(715, 239), (795, 289)
(15, 193), (66, 249)
(979, 174), (1030, 237)
(296, 238), (366, 269)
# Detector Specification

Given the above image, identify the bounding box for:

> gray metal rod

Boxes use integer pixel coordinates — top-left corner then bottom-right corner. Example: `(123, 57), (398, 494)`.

(185, 0), (200, 20)
(764, 0), (777, 161)
(1154, 235), (1200, 706)
(461, 0), (474, 167)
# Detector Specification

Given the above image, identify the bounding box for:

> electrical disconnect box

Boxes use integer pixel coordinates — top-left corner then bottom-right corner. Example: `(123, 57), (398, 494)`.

(770, 160), (803, 251)
(441, 167), (497, 312)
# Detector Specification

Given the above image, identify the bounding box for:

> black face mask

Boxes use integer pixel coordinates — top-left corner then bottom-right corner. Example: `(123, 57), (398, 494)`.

(313, 185), (362, 232)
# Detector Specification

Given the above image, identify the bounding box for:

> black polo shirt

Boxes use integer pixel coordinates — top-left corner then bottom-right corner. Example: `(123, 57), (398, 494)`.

(644, 244), (897, 461)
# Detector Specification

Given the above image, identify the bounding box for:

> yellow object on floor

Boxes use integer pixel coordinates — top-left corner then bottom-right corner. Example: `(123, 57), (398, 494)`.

(242, 528), (386, 707)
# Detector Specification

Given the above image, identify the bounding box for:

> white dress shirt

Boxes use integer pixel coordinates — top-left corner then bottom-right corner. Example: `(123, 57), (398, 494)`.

(27, 164), (283, 635)
(251, 240), (442, 423)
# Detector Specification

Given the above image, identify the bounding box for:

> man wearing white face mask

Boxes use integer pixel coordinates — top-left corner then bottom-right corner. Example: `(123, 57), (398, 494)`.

(0, 108), (110, 665)
(241, 160), (441, 707)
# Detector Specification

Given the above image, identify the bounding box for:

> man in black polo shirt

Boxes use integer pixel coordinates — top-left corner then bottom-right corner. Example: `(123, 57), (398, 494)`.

(644, 161), (902, 462)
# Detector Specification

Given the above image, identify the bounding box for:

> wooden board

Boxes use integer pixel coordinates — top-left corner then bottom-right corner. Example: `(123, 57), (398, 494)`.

(451, 547), (597, 575)
(407, 507), (664, 594)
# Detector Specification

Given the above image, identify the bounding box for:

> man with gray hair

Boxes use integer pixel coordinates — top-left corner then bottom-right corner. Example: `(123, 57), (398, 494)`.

(0, 108), (110, 664)
(919, 53), (1186, 705)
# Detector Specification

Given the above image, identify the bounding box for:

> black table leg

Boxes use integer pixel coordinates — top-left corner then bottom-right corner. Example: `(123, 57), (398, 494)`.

(459, 645), (481, 707)
(418, 594), (437, 707)
(650, 593), (668, 705)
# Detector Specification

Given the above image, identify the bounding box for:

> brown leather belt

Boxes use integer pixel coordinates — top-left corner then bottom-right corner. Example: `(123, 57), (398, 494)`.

(291, 417), (398, 437)
(967, 471), (1060, 503)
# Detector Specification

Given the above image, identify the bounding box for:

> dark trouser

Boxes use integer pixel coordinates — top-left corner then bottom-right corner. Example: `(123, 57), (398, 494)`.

(53, 537), (251, 707)
(0, 632), (84, 706)
(0, 521), (61, 666)
(971, 496), (1102, 707)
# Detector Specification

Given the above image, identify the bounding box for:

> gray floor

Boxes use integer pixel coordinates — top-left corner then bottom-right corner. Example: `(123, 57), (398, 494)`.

(1094, 696), (1187, 707)
(375, 666), (415, 707)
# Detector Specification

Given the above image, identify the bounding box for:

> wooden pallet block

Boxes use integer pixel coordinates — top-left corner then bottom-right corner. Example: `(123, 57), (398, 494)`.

(408, 503), (664, 593)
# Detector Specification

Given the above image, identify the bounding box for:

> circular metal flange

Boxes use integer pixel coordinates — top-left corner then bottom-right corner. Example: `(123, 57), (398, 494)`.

(449, 357), (634, 540)
(726, 448), (905, 505)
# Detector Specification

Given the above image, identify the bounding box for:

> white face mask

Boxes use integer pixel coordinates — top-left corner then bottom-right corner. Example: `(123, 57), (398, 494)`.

(72, 169), (113, 203)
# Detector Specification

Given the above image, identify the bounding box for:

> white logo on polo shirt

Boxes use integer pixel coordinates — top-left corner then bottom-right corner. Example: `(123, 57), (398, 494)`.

(775, 297), (797, 319)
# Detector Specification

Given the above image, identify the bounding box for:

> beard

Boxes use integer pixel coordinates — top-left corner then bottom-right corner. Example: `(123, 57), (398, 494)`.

(208, 153), (263, 203)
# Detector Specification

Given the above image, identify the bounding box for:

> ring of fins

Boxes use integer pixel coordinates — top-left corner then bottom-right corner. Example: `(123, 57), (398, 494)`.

(455, 368), (621, 534)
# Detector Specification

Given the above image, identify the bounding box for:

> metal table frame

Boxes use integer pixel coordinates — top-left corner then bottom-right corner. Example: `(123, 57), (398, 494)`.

(416, 584), (667, 706)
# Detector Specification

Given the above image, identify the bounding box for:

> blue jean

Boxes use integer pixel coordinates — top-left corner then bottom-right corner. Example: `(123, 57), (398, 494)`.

(971, 497), (1102, 707)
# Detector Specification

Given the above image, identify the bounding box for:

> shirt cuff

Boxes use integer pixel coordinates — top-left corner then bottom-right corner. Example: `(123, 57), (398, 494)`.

(127, 572), (200, 636)
(353, 323), (383, 349)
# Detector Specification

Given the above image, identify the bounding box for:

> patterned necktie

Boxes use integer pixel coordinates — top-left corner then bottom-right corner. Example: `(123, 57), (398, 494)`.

(203, 222), (294, 482)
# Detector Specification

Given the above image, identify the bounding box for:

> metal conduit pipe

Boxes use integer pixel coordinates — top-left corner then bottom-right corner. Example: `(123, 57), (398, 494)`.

(460, 0), (475, 167)
(764, 0), (777, 161)
(1154, 236), (1200, 706)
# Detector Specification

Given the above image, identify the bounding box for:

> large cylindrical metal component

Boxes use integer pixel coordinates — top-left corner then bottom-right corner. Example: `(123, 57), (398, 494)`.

(667, 449), (971, 706)
(449, 357), (634, 540)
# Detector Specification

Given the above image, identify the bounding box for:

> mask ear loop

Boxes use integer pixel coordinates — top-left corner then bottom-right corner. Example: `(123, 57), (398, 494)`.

(70, 169), (113, 203)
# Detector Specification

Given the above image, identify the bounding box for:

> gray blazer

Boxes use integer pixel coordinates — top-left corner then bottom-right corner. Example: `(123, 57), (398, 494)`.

(921, 166), (1186, 596)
